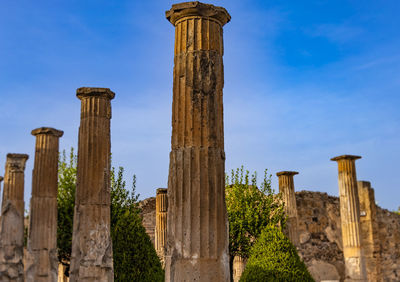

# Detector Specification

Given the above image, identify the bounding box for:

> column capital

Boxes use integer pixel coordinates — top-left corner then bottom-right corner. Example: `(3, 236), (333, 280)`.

(331, 154), (361, 162)
(76, 87), (115, 100)
(7, 153), (29, 172)
(156, 188), (168, 195)
(31, 127), (64, 137)
(166, 1), (231, 26)
(276, 171), (299, 177)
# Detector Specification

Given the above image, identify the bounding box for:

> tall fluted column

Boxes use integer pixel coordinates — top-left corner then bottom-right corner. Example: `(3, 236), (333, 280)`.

(0, 153), (29, 282)
(26, 127), (63, 282)
(70, 87), (114, 281)
(357, 181), (381, 281)
(155, 188), (168, 266)
(277, 171), (300, 246)
(331, 155), (366, 281)
(165, 2), (231, 281)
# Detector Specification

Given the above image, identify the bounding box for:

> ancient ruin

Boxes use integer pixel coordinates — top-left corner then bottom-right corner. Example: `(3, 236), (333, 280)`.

(26, 127), (63, 282)
(358, 181), (381, 281)
(165, 2), (231, 281)
(277, 171), (300, 246)
(0, 153), (29, 282)
(331, 155), (367, 281)
(69, 87), (115, 281)
(155, 188), (168, 266)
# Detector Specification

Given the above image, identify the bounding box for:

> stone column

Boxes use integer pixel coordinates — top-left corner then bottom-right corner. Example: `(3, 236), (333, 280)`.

(70, 87), (114, 282)
(165, 2), (231, 281)
(276, 171), (300, 246)
(155, 188), (168, 266)
(357, 181), (381, 281)
(26, 127), (63, 282)
(331, 155), (367, 281)
(0, 153), (29, 281)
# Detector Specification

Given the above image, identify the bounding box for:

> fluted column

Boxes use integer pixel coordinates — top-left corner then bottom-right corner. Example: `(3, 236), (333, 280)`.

(26, 127), (63, 282)
(277, 171), (299, 246)
(331, 155), (366, 281)
(165, 2), (231, 281)
(0, 153), (29, 282)
(155, 188), (168, 266)
(357, 181), (381, 281)
(232, 256), (247, 282)
(70, 87), (114, 281)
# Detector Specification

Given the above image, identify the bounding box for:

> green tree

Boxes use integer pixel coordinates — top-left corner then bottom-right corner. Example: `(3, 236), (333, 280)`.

(57, 148), (77, 264)
(240, 226), (314, 282)
(110, 167), (164, 282)
(225, 166), (286, 259)
(57, 148), (164, 281)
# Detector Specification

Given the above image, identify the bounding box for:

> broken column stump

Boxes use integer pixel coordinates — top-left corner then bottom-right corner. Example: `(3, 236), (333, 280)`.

(277, 171), (300, 246)
(165, 2), (231, 281)
(0, 153), (29, 282)
(26, 127), (63, 282)
(331, 155), (367, 281)
(70, 87), (115, 282)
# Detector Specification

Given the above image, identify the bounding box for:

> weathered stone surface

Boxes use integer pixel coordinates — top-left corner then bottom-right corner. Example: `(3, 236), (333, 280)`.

(232, 256), (247, 282)
(26, 127), (63, 282)
(0, 153), (29, 282)
(69, 87), (114, 282)
(165, 2), (231, 281)
(139, 197), (156, 244)
(277, 171), (300, 246)
(358, 181), (382, 282)
(308, 260), (340, 281)
(331, 155), (366, 281)
(155, 188), (168, 266)
(296, 191), (345, 281)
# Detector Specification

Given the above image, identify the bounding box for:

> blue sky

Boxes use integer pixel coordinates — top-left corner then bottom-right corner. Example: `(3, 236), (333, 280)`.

(0, 0), (399, 210)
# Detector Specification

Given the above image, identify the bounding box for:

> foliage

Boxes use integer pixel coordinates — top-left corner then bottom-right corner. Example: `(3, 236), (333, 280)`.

(57, 148), (164, 281)
(57, 148), (77, 264)
(110, 167), (164, 282)
(225, 166), (286, 259)
(240, 226), (314, 282)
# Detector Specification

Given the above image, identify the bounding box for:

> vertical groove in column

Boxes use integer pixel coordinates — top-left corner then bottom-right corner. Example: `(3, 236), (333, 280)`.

(70, 87), (114, 282)
(0, 153), (29, 281)
(165, 2), (231, 281)
(332, 155), (366, 280)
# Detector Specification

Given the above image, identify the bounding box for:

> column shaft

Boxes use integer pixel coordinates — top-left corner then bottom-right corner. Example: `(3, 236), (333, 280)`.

(70, 87), (115, 281)
(26, 127), (63, 282)
(331, 155), (366, 281)
(277, 171), (299, 246)
(155, 188), (168, 266)
(165, 2), (231, 281)
(358, 181), (381, 281)
(0, 153), (29, 282)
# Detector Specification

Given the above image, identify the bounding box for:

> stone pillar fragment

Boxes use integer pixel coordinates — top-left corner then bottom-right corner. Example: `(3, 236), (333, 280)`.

(277, 171), (300, 246)
(165, 2), (231, 281)
(331, 155), (366, 281)
(26, 127), (63, 282)
(232, 256), (247, 282)
(155, 188), (168, 266)
(70, 87), (115, 282)
(357, 181), (381, 281)
(0, 153), (29, 282)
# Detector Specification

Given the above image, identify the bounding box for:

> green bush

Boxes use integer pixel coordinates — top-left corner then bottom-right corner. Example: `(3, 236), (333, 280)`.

(110, 167), (164, 282)
(240, 226), (314, 282)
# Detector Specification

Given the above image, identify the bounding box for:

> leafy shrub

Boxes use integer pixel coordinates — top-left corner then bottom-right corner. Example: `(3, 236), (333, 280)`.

(240, 226), (314, 282)
(225, 166), (286, 259)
